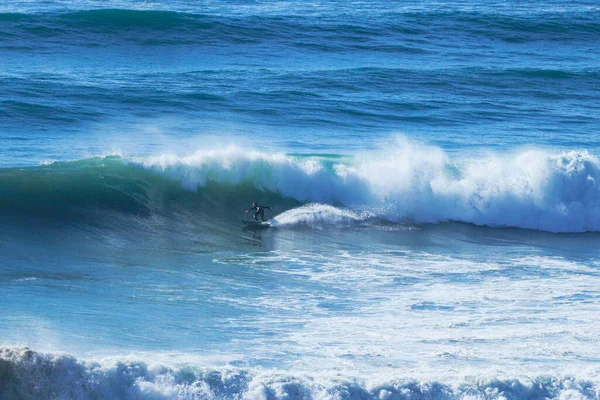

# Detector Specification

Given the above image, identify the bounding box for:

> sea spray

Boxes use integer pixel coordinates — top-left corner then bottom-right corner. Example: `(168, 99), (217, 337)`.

(270, 203), (365, 228)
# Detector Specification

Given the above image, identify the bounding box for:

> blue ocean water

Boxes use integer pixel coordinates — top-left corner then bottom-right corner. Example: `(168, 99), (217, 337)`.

(2, 1), (600, 399)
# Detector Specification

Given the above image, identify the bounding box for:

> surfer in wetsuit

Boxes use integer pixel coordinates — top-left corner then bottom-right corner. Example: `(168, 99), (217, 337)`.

(245, 202), (272, 222)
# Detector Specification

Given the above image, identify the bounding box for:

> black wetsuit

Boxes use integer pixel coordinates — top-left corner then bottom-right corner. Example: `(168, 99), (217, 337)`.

(246, 205), (272, 221)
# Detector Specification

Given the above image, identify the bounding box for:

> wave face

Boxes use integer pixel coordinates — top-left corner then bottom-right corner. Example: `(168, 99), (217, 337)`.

(1, 347), (597, 400)
(2, 142), (600, 233)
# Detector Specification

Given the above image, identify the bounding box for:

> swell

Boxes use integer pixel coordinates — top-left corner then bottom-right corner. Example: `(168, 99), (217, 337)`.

(1, 347), (597, 400)
(2, 142), (600, 233)
(0, 8), (598, 48)
(2, 66), (598, 129)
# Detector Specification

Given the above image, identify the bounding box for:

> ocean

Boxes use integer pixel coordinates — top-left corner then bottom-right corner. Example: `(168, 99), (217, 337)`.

(1, 0), (600, 399)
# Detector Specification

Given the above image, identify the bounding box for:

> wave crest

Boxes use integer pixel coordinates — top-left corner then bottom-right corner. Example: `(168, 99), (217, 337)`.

(1, 347), (597, 400)
(139, 142), (600, 232)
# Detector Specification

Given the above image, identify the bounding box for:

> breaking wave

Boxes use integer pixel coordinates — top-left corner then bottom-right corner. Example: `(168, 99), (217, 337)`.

(1, 347), (598, 400)
(140, 141), (600, 232)
(2, 140), (600, 233)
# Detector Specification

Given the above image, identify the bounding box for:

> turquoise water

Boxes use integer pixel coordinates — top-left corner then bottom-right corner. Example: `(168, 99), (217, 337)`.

(2, 1), (600, 399)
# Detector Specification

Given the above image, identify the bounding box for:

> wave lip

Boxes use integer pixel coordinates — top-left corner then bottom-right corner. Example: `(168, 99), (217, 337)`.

(1, 347), (598, 400)
(138, 148), (360, 204)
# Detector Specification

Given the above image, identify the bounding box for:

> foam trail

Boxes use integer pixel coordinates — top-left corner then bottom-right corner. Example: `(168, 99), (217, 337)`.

(139, 140), (600, 233)
(270, 203), (365, 228)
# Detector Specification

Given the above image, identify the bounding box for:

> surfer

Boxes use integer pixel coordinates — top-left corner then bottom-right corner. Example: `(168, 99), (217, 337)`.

(245, 202), (272, 222)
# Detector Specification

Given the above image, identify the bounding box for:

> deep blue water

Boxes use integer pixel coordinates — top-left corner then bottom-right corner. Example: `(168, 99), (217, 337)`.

(1, 1), (600, 399)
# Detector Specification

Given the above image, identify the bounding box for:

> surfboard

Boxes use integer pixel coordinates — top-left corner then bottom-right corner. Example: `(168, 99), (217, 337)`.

(241, 220), (271, 229)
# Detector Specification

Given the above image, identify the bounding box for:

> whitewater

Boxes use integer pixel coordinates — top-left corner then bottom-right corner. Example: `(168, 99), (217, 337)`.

(2, 0), (600, 399)
(138, 141), (600, 232)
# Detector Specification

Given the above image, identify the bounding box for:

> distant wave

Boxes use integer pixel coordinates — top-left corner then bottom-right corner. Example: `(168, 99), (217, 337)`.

(3, 66), (597, 126)
(0, 8), (598, 48)
(0, 347), (597, 400)
(1, 141), (600, 232)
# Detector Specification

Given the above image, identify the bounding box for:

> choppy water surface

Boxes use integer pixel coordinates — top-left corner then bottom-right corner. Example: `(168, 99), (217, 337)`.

(1, 0), (600, 398)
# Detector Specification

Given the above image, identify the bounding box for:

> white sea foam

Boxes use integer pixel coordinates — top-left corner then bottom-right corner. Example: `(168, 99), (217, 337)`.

(1, 346), (599, 400)
(138, 139), (600, 232)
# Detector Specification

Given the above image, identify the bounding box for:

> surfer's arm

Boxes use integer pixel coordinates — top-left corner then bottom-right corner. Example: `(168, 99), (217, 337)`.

(245, 206), (256, 213)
